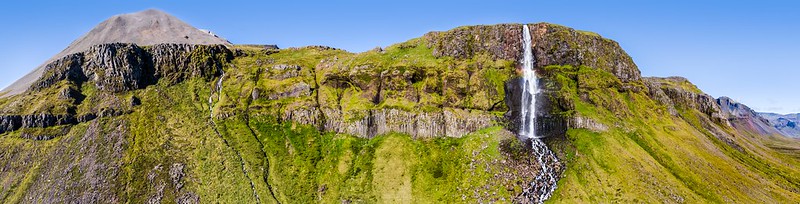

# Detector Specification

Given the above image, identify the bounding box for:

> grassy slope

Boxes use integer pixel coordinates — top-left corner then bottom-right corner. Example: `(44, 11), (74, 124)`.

(0, 37), (527, 203)
(544, 65), (800, 203)
(0, 33), (799, 204)
(249, 119), (532, 203)
(213, 43), (532, 203)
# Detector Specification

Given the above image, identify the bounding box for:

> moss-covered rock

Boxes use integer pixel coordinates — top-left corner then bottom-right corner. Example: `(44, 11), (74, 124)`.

(1, 22), (800, 204)
(425, 23), (642, 83)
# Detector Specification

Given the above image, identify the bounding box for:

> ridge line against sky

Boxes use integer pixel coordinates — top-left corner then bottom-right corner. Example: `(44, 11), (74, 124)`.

(0, 0), (798, 113)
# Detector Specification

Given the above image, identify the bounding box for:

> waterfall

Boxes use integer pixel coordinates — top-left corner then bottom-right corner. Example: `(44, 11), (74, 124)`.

(206, 70), (263, 202)
(209, 71), (225, 118)
(520, 24), (537, 138)
(519, 24), (559, 204)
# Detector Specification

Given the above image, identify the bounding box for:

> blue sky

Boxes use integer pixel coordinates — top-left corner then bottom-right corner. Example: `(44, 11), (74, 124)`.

(0, 1), (798, 113)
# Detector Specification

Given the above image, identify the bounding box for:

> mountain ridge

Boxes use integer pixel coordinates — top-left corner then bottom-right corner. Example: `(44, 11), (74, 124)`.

(0, 9), (230, 97)
(0, 9), (798, 203)
(759, 112), (800, 138)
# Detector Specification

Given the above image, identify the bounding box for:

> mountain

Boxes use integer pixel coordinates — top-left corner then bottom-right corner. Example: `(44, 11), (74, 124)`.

(0, 9), (799, 203)
(759, 112), (800, 137)
(0, 9), (230, 97)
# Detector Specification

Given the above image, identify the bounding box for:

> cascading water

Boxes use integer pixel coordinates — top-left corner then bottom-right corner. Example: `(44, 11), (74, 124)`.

(519, 24), (537, 138)
(209, 71), (225, 118)
(518, 24), (560, 204)
(207, 70), (263, 202)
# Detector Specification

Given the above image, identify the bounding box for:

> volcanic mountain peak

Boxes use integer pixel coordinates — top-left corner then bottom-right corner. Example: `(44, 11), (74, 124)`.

(1, 9), (230, 97)
(73, 9), (230, 49)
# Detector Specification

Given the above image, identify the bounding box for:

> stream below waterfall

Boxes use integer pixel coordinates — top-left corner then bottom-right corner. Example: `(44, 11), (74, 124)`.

(519, 24), (560, 203)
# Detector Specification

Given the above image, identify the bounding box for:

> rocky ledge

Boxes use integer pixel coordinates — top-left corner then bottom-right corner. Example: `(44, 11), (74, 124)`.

(644, 77), (724, 122)
(2, 43), (231, 136)
(30, 43), (232, 93)
(425, 23), (641, 83)
(0, 114), (77, 134)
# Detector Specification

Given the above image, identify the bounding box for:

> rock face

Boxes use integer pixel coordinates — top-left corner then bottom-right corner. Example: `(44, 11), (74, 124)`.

(425, 23), (643, 139)
(149, 44), (232, 85)
(2, 9), (230, 97)
(6, 15), (798, 202)
(425, 23), (641, 83)
(424, 23), (640, 138)
(759, 113), (800, 138)
(644, 77), (725, 123)
(504, 77), (567, 138)
(82, 44), (150, 92)
(278, 102), (497, 139)
(568, 116), (608, 132)
(0, 114), (77, 134)
(0, 43), (232, 134)
(320, 108), (496, 138)
(644, 77), (782, 136)
(716, 97), (780, 135)
(30, 43), (232, 93)
(427, 24), (523, 60)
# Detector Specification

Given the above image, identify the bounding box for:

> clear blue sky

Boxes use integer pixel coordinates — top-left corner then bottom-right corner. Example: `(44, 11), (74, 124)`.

(1, 1), (798, 113)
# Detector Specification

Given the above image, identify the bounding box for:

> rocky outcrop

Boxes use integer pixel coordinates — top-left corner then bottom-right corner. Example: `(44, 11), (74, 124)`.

(2, 43), (231, 135)
(644, 77), (782, 136)
(0, 114), (77, 134)
(643, 77), (679, 116)
(282, 107), (496, 138)
(268, 64), (303, 80)
(425, 23), (641, 83)
(1, 9), (231, 97)
(29, 55), (86, 92)
(273, 42), (513, 138)
(148, 44), (232, 85)
(20, 114), (76, 129)
(84, 44), (150, 92)
(427, 23), (641, 137)
(426, 24), (523, 60)
(29, 43), (232, 93)
(267, 83), (310, 100)
(642, 77), (752, 150)
(0, 115), (22, 133)
(716, 97), (779, 135)
(568, 116), (608, 132)
(504, 77), (568, 138)
(644, 77), (726, 123)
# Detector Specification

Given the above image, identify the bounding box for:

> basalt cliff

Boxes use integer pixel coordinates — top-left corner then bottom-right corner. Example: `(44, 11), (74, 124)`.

(0, 9), (799, 203)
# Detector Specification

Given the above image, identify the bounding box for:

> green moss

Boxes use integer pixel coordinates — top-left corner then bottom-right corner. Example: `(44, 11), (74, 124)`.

(247, 115), (530, 203)
(545, 64), (800, 203)
(2, 24), (800, 204)
(654, 77), (704, 94)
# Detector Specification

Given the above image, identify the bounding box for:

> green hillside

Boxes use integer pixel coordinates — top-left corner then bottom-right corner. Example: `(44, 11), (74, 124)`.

(0, 23), (798, 203)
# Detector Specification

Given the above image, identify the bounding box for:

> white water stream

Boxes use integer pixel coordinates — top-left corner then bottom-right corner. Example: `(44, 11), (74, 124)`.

(207, 70), (263, 203)
(519, 24), (538, 138)
(209, 71), (225, 118)
(519, 24), (559, 203)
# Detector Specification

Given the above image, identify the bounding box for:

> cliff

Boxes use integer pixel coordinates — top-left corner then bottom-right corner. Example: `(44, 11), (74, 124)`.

(0, 16), (799, 204)
(425, 23), (641, 83)
(1, 9), (230, 97)
(0, 43), (231, 136)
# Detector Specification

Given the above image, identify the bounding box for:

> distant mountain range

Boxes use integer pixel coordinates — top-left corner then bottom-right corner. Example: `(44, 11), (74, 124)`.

(759, 112), (800, 138)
